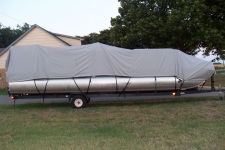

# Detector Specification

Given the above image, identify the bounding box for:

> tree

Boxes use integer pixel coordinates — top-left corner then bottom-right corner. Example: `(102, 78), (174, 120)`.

(111, 0), (225, 56)
(97, 29), (113, 45)
(83, 29), (112, 45)
(0, 23), (30, 48)
(0, 26), (14, 48)
(83, 32), (99, 44)
(201, 0), (225, 58)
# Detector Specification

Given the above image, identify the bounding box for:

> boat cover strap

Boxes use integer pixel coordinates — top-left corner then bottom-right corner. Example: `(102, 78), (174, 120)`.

(118, 78), (131, 97)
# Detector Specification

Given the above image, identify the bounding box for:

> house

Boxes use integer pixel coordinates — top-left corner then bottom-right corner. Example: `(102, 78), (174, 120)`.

(0, 48), (5, 88)
(0, 24), (88, 89)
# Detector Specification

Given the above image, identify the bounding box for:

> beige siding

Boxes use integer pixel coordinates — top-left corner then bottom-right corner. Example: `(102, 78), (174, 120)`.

(0, 51), (9, 89)
(14, 27), (68, 47)
(0, 27), (71, 88)
(0, 51), (8, 68)
(57, 36), (82, 46)
(0, 27), (68, 69)
(0, 68), (7, 89)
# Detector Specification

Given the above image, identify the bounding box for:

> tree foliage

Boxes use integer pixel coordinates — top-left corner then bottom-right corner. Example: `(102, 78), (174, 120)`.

(0, 23), (30, 48)
(83, 29), (112, 45)
(83, 32), (99, 44)
(111, 0), (225, 56)
(202, 0), (225, 58)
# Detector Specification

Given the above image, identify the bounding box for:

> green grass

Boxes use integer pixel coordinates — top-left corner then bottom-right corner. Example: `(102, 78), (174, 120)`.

(203, 66), (225, 87)
(214, 74), (225, 87)
(215, 66), (225, 74)
(0, 89), (7, 95)
(0, 97), (225, 150)
(204, 74), (225, 87)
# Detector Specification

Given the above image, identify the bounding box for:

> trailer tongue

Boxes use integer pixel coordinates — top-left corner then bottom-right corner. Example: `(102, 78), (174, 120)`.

(6, 43), (215, 108)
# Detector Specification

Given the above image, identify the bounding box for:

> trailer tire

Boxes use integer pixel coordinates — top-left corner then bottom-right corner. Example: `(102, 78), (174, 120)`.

(71, 95), (87, 108)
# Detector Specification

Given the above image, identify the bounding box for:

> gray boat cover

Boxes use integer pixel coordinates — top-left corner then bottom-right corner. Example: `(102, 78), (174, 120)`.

(6, 43), (214, 82)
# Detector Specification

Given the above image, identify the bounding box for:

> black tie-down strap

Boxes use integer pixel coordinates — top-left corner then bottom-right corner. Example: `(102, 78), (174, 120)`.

(72, 78), (83, 94)
(34, 79), (49, 106)
(72, 77), (91, 101)
(118, 78), (131, 97)
(177, 80), (184, 96)
(86, 77), (92, 94)
(72, 77), (91, 94)
(200, 80), (206, 90)
(179, 80), (184, 90)
(34, 79), (41, 94)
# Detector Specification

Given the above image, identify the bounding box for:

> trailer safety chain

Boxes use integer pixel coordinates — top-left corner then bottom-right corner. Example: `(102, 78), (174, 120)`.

(118, 78), (131, 97)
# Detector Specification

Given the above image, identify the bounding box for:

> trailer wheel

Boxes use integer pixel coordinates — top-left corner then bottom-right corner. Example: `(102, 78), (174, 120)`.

(71, 95), (87, 108)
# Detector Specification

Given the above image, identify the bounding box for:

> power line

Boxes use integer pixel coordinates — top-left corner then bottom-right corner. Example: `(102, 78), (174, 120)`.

(0, 11), (27, 24)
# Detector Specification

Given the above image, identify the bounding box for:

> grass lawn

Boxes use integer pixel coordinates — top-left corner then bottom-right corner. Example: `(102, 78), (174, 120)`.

(0, 97), (224, 150)
(204, 74), (225, 88)
(202, 66), (225, 87)
(213, 74), (225, 87)
(0, 89), (7, 95)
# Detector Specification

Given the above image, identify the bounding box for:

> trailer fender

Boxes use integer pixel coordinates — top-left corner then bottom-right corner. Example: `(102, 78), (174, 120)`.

(68, 93), (89, 102)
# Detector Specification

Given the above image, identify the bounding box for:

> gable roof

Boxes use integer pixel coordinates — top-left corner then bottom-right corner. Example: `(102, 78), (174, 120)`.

(0, 48), (5, 54)
(52, 32), (85, 41)
(0, 24), (87, 56)
(53, 32), (88, 45)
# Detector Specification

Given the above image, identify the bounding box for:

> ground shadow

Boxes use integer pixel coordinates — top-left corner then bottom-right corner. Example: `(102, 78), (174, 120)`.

(8, 96), (219, 110)
(88, 97), (219, 108)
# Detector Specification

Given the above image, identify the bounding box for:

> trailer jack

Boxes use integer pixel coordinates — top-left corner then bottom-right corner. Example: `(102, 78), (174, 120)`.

(218, 91), (224, 100)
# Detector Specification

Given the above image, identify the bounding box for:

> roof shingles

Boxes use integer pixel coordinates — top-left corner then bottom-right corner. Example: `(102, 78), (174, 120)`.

(0, 48), (5, 54)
